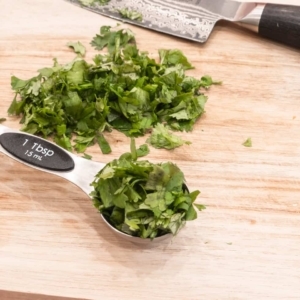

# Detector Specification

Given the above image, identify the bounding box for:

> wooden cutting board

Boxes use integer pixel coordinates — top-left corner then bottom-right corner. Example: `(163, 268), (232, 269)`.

(1, 1), (300, 299)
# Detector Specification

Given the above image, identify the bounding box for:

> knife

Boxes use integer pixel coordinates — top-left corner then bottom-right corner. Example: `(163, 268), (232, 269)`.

(65, 0), (300, 48)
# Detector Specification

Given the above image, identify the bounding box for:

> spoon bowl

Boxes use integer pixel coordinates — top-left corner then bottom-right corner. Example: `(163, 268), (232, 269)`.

(100, 214), (172, 244)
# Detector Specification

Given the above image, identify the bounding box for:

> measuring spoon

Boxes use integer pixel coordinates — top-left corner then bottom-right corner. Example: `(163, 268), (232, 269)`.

(0, 124), (171, 244)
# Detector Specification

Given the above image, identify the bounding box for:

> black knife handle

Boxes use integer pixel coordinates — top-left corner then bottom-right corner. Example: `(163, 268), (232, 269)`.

(259, 4), (300, 48)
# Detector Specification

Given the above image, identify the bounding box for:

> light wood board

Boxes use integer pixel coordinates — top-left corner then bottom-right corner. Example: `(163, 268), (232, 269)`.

(0, 1), (300, 299)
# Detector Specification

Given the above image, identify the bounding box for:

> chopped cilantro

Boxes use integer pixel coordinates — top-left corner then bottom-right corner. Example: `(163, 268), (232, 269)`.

(147, 123), (191, 150)
(199, 75), (222, 88)
(8, 25), (219, 154)
(118, 8), (143, 21)
(67, 41), (86, 56)
(242, 137), (252, 147)
(97, 134), (112, 154)
(82, 153), (93, 160)
(79, 0), (110, 6)
(90, 25), (135, 52)
(194, 203), (206, 211)
(159, 49), (193, 70)
(90, 139), (204, 239)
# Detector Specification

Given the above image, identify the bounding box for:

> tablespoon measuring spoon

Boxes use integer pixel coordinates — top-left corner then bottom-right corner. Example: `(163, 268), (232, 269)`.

(0, 124), (171, 244)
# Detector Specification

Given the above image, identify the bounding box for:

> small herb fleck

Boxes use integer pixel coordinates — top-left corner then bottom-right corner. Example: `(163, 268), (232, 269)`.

(79, 0), (110, 6)
(82, 153), (93, 160)
(118, 8), (143, 21)
(242, 137), (252, 147)
(67, 41), (86, 56)
(146, 123), (191, 150)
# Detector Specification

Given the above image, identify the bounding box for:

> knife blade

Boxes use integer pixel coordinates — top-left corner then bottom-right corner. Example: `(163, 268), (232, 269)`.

(65, 0), (300, 48)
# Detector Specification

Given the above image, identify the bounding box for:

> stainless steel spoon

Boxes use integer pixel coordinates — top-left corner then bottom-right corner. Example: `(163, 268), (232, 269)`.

(0, 124), (171, 244)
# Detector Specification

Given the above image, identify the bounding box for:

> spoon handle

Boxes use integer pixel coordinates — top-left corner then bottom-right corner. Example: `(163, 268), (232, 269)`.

(0, 125), (105, 196)
(0, 131), (75, 171)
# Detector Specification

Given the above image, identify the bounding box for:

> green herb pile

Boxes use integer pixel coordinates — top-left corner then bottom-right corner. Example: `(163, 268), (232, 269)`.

(8, 25), (219, 154)
(91, 139), (205, 239)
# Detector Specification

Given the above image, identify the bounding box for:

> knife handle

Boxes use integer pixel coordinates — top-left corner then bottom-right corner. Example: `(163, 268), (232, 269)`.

(259, 4), (300, 48)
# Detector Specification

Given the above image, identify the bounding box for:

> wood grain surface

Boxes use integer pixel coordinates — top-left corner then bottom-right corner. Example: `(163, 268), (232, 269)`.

(1, 1), (300, 299)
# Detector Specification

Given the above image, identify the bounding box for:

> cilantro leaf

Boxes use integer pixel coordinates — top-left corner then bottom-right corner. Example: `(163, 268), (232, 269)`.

(82, 153), (93, 160)
(67, 41), (86, 57)
(147, 123), (191, 150)
(136, 143), (150, 158)
(159, 49), (193, 70)
(199, 75), (222, 88)
(97, 134), (112, 154)
(118, 8), (143, 21)
(54, 135), (72, 152)
(79, 0), (110, 6)
(194, 203), (206, 211)
(90, 25), (135, 53)
(242, 137), (252, 147)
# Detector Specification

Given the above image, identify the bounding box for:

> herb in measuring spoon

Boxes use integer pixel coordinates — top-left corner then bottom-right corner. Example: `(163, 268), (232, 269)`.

(90, 139), (205, 239)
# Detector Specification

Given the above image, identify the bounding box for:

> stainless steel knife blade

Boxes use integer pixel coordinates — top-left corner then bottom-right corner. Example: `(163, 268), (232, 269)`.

(65, 0), (300, 48)
(65, 0), (256, 42)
